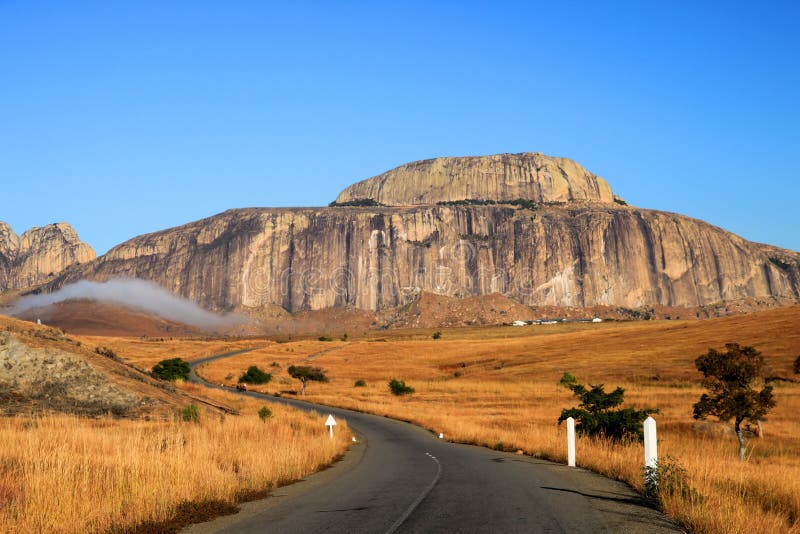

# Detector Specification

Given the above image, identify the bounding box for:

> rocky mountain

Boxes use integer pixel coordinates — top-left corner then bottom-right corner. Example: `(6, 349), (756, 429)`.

(35, 153), (800, 314)
(336, 152), (615, 206)
(0, 222), (95, 292)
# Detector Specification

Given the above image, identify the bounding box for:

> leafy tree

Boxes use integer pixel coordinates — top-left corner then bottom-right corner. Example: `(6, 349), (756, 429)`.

(388, 378), (415, 396)
(258, 406), (272, 421)
(558, 375), (658, 441)
(287, 365), (328, 395)
(152, 358), (190, 381)
(354, 379), (367, 387)
(693, 343), (776, 461)
(239, 366), (272, 385)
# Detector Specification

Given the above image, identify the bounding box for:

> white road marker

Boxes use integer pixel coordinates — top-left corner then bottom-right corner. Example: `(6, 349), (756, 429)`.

(644, 416), (658, 480)
(566, 417), (576, 467)
(325, 414), (337, 439)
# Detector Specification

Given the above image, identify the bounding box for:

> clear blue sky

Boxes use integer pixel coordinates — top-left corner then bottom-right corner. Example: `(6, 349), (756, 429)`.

(1, 1), (798, 254)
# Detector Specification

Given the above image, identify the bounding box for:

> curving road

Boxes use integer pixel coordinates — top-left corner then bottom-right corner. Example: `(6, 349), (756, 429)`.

(185, 351), (679, 534)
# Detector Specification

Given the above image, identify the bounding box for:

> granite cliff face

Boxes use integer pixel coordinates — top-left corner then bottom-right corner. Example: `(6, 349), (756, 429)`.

(336, 153), (615, 206)
(47, 204), (800, 313)
(0, 222), (96, 291)
(18, 153), (800, 314)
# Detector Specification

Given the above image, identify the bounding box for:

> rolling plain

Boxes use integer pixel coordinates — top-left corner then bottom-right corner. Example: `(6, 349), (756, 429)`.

(86, 305), (800, 533)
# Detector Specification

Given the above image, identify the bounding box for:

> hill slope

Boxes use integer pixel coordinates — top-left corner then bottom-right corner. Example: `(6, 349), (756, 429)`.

(0, 316), (221, 418)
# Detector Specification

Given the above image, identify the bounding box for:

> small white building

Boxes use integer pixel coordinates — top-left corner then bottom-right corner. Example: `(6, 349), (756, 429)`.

(512, 320), (528, 327)
(592, 317), (603, 323)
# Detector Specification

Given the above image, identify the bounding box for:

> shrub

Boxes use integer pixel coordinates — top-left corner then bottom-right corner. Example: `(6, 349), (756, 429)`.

(318, 336), (333, 342)
(558, 371), (578, 389)
(258, 406), (272, 421)
(181, 404), (200, 423)
(341, 333), (348, 341)
(389, 378), (415, 396)
(643, 456), (699, 508)
(558, 374), (658, 441)
(794, 355), (800, 375)
(432, 331), (442, 340)
(152, 358), (191, 381)
(329, 198), (384, 207)
(354, 379), (367, 387)
(95, 346), (117, 359)
(239, 366), (272, 385)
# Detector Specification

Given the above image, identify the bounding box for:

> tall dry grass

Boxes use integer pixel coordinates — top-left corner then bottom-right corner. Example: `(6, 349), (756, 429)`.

(194, 307), (800, 533)
(0, 403), (350, 533)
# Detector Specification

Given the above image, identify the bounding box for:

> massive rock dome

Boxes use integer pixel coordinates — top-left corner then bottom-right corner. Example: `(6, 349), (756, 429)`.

(335, 153), (615, 206)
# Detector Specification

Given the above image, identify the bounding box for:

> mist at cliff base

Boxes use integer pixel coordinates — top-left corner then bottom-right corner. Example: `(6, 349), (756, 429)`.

(11, 278), (245, 330)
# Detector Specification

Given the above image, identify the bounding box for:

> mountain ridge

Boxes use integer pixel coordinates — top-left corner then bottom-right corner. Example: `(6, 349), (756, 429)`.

(2, 153), (799, 316)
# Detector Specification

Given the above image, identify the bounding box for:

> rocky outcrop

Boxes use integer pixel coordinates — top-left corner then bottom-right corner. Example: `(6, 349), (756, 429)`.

(46, 204), (800, 313)
(335, 153), (615, 206)
(0, 331), (139, 416)
(0, 222), (95, 291)
(19, 153), (800, 314)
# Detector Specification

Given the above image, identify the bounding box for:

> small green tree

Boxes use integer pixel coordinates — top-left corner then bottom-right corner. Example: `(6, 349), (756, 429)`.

(354, 379), (367, 387)
(152, 358), (191, 381)
(258, 406), (272, 421)
(693, 344), (776, 461)
(389, 378), (415, 396)
(432, 331), (442, 340)
(181, 404), (200, 422)
(239, 366), (272, 385)
(287, 365), (328, 395)
(558, 375), (657, 441)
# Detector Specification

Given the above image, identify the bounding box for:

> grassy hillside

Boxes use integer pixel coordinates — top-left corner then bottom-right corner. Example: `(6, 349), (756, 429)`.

(0, 316), (351, 533)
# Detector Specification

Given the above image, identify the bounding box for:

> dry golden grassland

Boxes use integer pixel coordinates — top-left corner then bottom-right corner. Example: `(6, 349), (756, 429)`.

(0, 393), (351, 533)
(184, 306), (800, 533)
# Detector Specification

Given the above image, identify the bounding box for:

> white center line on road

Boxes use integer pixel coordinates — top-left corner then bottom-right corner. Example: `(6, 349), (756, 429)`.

(384, 452), (442, 534)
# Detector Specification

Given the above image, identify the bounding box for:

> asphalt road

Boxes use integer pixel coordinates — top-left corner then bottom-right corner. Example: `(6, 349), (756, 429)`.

(185, 351), (680, 534)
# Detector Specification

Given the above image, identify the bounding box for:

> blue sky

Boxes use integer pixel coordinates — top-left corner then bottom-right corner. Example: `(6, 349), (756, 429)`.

(1, 1), (798, 254)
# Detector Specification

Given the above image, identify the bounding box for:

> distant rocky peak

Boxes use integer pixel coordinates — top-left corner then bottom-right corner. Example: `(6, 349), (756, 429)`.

(0, 221), (95, 291)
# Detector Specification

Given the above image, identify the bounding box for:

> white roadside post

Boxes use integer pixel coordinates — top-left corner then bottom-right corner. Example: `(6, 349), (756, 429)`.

(643, 416), (658, 484)
(325, 414), (337, 440)
(566, 417), (576, 467)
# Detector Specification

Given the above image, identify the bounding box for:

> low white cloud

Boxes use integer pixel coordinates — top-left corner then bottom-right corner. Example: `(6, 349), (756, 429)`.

(11, 278), (245, 329)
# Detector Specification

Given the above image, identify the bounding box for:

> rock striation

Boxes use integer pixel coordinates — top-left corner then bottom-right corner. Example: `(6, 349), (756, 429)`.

(0, 222), (95, 291)
(335, 153), (615, 206)
(46, 204), (800, 313)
